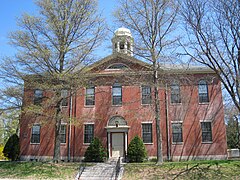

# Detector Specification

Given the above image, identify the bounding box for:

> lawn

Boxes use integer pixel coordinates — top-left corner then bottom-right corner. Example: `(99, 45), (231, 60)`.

(0, 161), (81, 179)
(122, 160), (240, 180)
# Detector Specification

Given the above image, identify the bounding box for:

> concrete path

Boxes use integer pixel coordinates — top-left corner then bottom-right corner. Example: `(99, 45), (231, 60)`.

(79, 158), (123, 180)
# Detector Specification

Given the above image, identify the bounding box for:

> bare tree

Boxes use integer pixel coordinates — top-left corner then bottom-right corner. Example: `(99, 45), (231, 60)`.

(0, 0), (105, 162)
(114, 0), (179, 164)
(180, 0), (240, 112)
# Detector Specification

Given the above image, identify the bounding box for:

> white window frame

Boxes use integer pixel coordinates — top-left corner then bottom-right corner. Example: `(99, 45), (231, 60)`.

(30, 124), (41, 144)
(83, 123), (94, 145)
(142, 122), (153, 144)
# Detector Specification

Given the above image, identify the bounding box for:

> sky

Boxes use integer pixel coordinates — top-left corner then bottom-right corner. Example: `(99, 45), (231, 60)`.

(0, 0), (118, 58)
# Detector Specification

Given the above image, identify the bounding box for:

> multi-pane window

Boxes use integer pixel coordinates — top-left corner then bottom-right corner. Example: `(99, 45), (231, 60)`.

(201, 122), (212, 142)
(60, 124), (66, 143)
(172, 123), (183, 143)
(198, 80), (209, 103)
(34, 89), (43, 105)
(61, 90), (68, 107)
(112, 83), (122, 105)
(142, 86), (151, 104)
(31, 125), (40, 143)
(85, 87), (95, 106)
(171, 83), (181, 103)
(142, 123), (153, 143)
(108, 64), (128, 69)
(84, 124), (94, 144)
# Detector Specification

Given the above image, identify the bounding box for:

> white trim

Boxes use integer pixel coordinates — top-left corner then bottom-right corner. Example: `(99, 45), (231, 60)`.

(30, 124), (41, 145)
(141, 121), (153, 124)
(200, 119), (212, 122)
(83, 123), (94, 145)
(171, 121), (183, 123)
(83, 122), (95, 124)
(141, 122), (153, 144)
(140, 85), (152, 105)
(84, 86), (95, 107)
(200, 121), (213, 143)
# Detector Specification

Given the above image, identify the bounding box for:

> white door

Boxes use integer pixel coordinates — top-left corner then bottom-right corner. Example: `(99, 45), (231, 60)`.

(112, 133), (124, 157)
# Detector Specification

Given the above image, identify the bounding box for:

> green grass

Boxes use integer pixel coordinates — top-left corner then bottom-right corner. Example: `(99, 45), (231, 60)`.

(0, 161), (82, 179)
(123, 160), (240, 180)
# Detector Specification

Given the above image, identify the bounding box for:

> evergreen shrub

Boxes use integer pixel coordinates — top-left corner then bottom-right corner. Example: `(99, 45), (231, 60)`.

(84, 137), (107, 162)
(127, 136), (147, 162)
(3, 133), (20, 161)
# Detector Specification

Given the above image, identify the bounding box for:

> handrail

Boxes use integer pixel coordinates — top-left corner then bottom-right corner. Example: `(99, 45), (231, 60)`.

(115, 157), (121, 180)
(75, 163), (86, 180)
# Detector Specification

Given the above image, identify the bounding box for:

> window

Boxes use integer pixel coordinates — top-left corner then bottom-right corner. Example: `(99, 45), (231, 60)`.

(142, 123), (153, 143)
(108, 64), (128, 69)
(84, 124), (94, 144)
(31, 125), (40, 143)
(120, 42), (124, 49)
(171, 83), (181, 103)
(61, 90), (68, 107)
(85, 87), (95, 106)
(127, 42), (130, 50)
(34, 89), (43, 105)
(201, 122), (212, 142)
(112, 83), (122, 105)
(60, 124), (66, 143)
(172, 123), (183, 143)
(198, 80), (209, 103)
(142, 86), (151, 104)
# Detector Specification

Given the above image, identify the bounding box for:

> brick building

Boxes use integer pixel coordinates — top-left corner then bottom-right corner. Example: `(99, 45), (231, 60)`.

(20, 27), (227, 161)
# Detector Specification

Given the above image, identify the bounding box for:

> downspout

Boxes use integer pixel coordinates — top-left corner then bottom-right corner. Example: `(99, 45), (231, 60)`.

(67, 92), (73, 162)
(73, 92), (77, 161)
(165, 84), (171, 161)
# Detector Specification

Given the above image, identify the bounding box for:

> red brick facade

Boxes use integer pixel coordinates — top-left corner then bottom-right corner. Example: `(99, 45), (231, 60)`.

(19, 54), (227, 161)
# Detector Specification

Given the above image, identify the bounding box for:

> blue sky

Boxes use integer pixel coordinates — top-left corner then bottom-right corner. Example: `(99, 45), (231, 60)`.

(0, 0), (118, 58)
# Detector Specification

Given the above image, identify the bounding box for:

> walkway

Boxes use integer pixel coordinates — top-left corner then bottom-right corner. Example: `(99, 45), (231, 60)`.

(78, 158), (124, 180)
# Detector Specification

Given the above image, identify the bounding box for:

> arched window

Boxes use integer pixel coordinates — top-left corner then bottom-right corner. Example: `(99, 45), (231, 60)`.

(107, 63), (128, 70)
(198, 80), (209, 103)
(170, 83), (181, 103)
(120, 42), (124, 49)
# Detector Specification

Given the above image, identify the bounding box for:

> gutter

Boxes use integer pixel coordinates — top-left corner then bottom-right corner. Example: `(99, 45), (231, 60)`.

(67, 92), (73, 162)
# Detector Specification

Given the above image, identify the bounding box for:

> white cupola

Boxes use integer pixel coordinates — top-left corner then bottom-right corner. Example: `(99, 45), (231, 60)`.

(111, 27), (134, 56)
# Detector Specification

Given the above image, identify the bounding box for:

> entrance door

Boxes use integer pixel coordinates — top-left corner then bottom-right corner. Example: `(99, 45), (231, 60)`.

(111, 133), (124, 157)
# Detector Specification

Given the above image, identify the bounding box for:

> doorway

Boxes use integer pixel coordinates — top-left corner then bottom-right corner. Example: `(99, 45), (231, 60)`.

(111, 133), (124, 157)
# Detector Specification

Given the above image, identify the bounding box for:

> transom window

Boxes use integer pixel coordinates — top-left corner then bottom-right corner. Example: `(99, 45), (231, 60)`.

(172, 123), (183, 143)
(85, 87), (95, 106)
(112, 83), (122, 105)
(31, 124), (40, 144)
(142, 123), (153, 143)
(60, 124), (66, 143)
(107, 64), (128, 70)
(142, 86), (151, 104)
(34, 89), (43, 105)
(170, 83), (181, 103)
(84, 124), (94, 144)
(198, 80), (209, 103)
(61, 90), (68, 107)
(201, 122), (212, 142)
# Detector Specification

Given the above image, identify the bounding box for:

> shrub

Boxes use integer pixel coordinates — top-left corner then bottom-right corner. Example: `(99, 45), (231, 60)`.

(0, 144), (7, 160)
(3, 133), (20, 161)
(127, 136), (147, 162)
(84, 137), (107, 162)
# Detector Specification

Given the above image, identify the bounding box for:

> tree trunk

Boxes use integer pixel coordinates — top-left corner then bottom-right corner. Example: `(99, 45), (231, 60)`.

(53, 95), (62, 163)
(153, 64), (163, 165)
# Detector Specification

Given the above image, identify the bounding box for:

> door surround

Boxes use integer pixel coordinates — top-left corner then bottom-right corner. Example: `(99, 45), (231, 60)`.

(105, 116), (129, 158)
